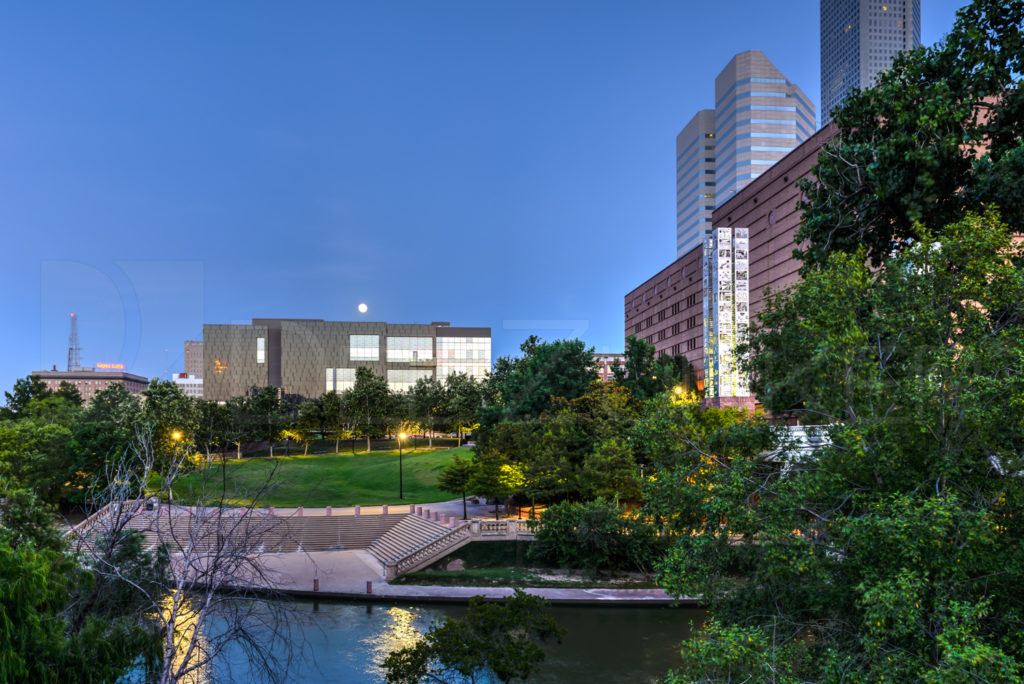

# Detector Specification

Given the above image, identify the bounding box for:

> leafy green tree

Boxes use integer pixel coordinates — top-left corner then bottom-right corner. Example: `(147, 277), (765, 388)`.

(381, 589), (565, 684)
(579, 437), (641, 504)
(410, 376), (446, 448)
(194, 399), (231, 460)
(0, 487), (63, 552)
(141, 379), (199, 467)
(798, 0), (1024, 269)
(2, 375), (51, 418)
(71, 383), (142, 492)
(613, 335), (698, 399)
(444, 372), (481, 445)
(22, 395), (82, 428)
(528, 498), (661, 575)
(437, 454), (474, 519)
(345, 367), (390, 452)
(53, 381), (83, 406)
(224, 395), (252, 459)
(658, 214), (1024, 680)
(322, 390), (349, 453)
(0, 420), (75, 502)
(468, 451), (520, 520)
(482, 336), (598, 426)
(244, 386), (289, 457)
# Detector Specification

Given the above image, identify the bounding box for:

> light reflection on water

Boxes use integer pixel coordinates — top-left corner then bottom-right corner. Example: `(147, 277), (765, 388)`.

(209, 599), (703, 683)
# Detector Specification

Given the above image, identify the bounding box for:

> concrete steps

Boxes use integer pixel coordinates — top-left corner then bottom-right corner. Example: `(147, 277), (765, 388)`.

(368, 515), (451, 565)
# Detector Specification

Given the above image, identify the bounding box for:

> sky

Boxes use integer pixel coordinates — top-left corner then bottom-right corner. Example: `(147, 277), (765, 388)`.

(0, 1), (968, 393)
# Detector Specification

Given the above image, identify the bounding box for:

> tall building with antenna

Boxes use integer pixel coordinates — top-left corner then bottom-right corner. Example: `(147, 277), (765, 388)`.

(67, 313), (85, 371)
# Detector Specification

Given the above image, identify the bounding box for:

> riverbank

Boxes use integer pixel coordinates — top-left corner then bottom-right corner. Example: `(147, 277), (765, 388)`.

(254, 549), (696, 606)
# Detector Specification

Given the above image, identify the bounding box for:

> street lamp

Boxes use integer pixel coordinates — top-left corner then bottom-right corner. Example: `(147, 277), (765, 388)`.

(398, 432), (408, 499)
(171, 430), (183, 442)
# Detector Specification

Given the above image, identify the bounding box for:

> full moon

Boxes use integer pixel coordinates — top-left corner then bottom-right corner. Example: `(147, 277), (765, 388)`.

(357, 303), (368, 314)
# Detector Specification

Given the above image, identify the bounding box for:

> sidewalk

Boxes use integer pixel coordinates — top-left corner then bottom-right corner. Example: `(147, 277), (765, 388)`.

(269, 498), (500, 520)
(254, 550), (695, 606)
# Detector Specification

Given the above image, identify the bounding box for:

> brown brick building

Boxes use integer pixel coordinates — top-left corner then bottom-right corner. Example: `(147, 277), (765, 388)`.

(624, 124), (838, 404)
(33, 368), (149, 404)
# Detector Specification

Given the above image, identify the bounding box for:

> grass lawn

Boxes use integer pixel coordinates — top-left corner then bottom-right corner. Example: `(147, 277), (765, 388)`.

(165, 446), (470, 508)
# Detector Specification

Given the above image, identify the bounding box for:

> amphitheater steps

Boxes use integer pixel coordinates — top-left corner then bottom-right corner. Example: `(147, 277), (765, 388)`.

(368, 515), (451, 565)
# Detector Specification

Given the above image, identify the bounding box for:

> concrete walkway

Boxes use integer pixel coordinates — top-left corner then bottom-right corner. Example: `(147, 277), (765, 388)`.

(253, 549), (693, 606)
(269, 498), (501, 520)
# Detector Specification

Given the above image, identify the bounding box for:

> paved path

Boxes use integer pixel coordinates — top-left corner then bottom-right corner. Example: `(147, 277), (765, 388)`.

(269, 498), (501, 520)
(254, 550), (693, 606)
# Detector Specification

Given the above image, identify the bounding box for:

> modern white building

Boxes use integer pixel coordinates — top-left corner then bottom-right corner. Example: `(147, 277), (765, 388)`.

(171, 373), (204, 400)
(675, 51), (814, 258)
(820, 0), (922, 124)
(702, 227), (750, 401)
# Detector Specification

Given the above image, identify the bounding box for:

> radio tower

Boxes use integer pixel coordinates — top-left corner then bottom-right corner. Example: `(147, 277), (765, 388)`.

(67, 313), (83, 371)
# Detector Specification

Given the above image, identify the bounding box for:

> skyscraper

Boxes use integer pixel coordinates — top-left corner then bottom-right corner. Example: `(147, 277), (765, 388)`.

(675, 110), (716, 258)
(675, 51), (814, 258)
(714, 51), (816, 207)
(820, 0), (921, 124)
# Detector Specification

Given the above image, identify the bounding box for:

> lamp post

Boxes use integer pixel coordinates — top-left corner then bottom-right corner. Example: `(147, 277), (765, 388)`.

(398, 432), (407, 499)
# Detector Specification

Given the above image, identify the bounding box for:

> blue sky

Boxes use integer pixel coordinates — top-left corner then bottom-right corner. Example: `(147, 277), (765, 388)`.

(0, 1), (966, 393)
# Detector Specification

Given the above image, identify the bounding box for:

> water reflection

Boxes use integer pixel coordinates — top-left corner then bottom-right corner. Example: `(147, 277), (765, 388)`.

(209, 599), (702, 683)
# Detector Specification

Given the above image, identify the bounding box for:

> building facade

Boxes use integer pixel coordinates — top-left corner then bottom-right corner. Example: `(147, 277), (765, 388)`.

(171, 373), (204, 400)
(202, 319), (491, 401)
(184, 340), (203, 379)
(714, 51), (816, 207)
(820, 0), (921, 124)
(675, 51), (815, 259)
(593, 353), (626, 383)
(702, 227), (750, 404)
(626, 124), (840, 409)
(33, 368), (149, 404)
(675, 110), (717, 258)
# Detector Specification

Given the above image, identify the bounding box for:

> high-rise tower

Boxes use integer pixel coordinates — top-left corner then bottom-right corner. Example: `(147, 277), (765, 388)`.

(713, 51), (816, 207)
(675, 51), (815, 258)
(820, 0), (921, 124)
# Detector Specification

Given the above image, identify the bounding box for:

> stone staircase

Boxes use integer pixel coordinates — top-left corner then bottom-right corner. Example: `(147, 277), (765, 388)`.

(368, 515), (452, 566)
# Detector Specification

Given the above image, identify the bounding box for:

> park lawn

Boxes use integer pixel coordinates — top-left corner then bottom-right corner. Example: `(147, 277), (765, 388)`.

(165, 446), (470, 508)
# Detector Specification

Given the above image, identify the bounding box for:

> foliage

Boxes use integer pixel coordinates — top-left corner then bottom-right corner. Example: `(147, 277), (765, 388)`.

(666, 619), (800, 684)
(613, 335), (698, 399)
(380, 589), (565, 684)
(410, 376), (446, 447)
(0, 487), (64, 552)
(0, 419), (75, 502)
(444, 372), (482, 444)
(142, 379), (200, 466)
(659, 214), (1024, 680)
(243, 386), (289, 457)
(528, 498), (661, 574)
(482, 336), (598, 426)
(437, 453), (474, 519)
(345, 367), (391, 451)
(799, 0), (1024, 268)
(2, 374), (52, 418)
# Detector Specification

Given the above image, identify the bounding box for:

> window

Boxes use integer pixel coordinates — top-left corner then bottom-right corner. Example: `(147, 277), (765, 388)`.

(671, 322), (681, 336)
(387, 368), (434, 392)
(658, 329), (667, 342)
(387, 337), (433, 362)
(633, 323), (642, 334)
(437, 336), (491, 379)
(671, 302), (681, 316)
(658, 310), (666, 322)
(350, 335), (379, 361)
(256, 337), (265, 364)
(687, 338), (698, 351)
(686, 293), (698, 307)
(326, 368), (356, 393)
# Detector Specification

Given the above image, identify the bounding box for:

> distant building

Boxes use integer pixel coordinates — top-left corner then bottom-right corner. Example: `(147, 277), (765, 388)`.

(593, 353), (625, 383)
(702, 227), (750, 405)
(676, 51), (815, 258)
(820, 0), (921, 124)
(627, 124), (840, 410)
(171, 373), (203, 400)
(184, 340), (203, 379)
(33, 367), (149, 404)
(202, 319), (491, 402)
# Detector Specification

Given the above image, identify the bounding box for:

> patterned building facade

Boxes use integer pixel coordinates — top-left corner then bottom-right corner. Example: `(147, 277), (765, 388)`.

(203, 319), (491, 401)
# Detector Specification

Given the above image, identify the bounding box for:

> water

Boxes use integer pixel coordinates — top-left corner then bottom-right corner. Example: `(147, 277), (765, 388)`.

(212, 599), (704, 683)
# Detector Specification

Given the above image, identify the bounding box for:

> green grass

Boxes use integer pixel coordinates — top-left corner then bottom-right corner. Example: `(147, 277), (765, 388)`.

(165, 446), (470, 508)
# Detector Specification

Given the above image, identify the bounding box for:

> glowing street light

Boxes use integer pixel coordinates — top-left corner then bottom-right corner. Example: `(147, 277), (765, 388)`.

(171, 430), (183, 442)
(397, 432), (408, 499)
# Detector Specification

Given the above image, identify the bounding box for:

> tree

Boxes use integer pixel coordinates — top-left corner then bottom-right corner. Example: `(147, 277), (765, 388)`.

(468, 452), (521, 520)
(613, 336), (698, 399)
(142, 379), (199, 467)
(437, 454), (474, 519)
(70, 429), (302, 683)
(410, 377), (446, 448)
(528, 498), (661, 575)
(53, 381), (83, 406)
(321, 390), (349, 453)
(245, 386), (288, 457)
(444, 372), (481, 446)
(72, 383), (142, 492)
(0, 419), (75, 502)
(798, 0), (1024, 269)
(381, 589), (565, 684)
(345, 367), (390, 452)
(483, 337), (598, 426)
(657, 213), (1024, 680)
(2, 375), (51, 418)
(194, 399), (231, 461)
